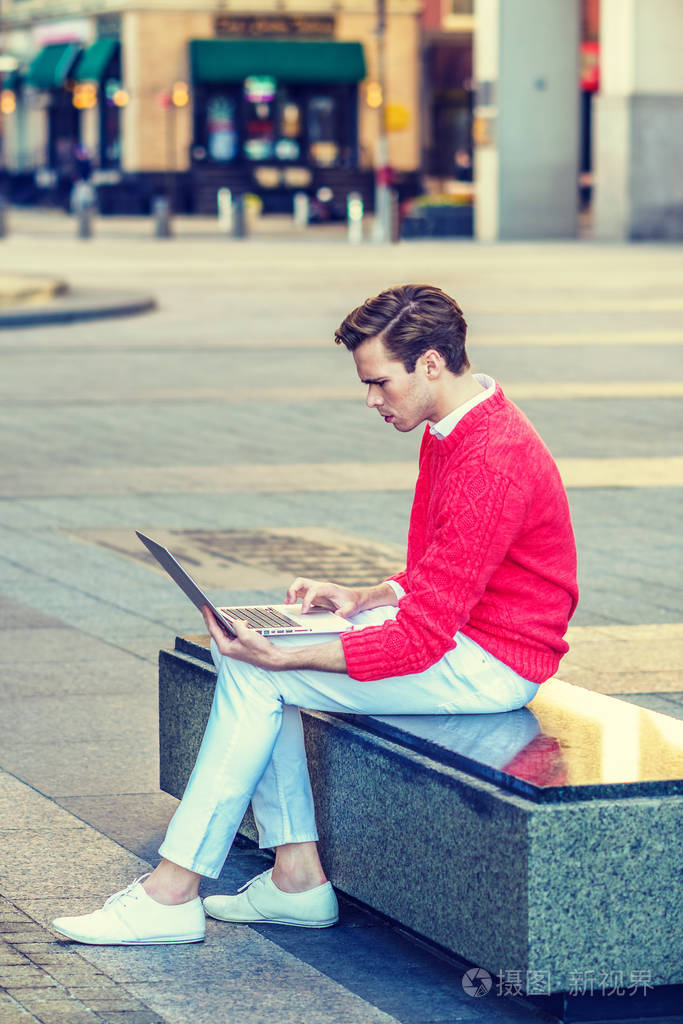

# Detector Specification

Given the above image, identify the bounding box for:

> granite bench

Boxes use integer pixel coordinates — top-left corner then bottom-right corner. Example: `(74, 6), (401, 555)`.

(158, 634), (683, 1001)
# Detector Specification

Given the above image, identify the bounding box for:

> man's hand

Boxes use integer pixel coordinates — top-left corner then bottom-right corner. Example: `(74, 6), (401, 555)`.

(201, 606), (285, 669)
(201, 604), (348, 674)
(285, 578), (364, 618)
(285, 578), (400, 618)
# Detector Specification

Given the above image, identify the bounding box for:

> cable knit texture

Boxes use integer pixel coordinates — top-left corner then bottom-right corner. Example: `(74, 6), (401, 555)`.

(341, 384), (578, 683)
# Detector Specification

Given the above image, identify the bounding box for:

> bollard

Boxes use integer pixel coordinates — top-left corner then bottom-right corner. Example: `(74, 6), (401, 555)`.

(153, 196), (172, 238)
(293, 191), (309, 231)
(0, 196), (7, 239)
(217, 187), (232, 233)
(389, 188), (400, 244)
(347, 191), (363, 244)
(72, 181), (95, 239)
(232, 194), (246, 238)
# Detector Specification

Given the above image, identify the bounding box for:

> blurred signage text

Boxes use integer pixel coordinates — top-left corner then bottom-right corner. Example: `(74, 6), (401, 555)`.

(214, 15), (335, 38)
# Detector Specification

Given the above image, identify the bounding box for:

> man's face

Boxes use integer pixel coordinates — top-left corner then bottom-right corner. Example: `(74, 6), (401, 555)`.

(352, 335), (435, 433)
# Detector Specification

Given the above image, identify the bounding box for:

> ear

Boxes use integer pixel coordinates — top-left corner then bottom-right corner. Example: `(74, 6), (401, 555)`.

(421, 349), (444, 379)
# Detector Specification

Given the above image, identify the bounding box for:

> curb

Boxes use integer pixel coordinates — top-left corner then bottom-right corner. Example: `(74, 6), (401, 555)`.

(0, 289), (157, 328)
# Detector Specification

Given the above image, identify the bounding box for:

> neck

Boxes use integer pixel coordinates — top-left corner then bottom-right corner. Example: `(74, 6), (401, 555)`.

(431, 369), (484, 422)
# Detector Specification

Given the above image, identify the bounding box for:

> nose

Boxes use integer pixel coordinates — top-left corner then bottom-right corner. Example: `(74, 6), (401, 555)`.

(366, 384), (383, 408)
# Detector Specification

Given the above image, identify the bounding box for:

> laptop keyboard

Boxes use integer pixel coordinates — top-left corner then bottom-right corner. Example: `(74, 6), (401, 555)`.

(217, 606), (302, 630)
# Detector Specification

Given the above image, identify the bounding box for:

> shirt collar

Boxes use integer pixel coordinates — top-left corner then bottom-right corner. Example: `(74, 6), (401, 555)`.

(429, 374), (496, 439)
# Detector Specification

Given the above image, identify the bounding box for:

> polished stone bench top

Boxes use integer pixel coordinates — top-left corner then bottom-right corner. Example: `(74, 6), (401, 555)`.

(175, 635), (683, 804)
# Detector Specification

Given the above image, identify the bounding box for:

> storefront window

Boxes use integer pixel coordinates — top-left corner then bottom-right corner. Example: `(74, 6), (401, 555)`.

(197, 79), (354, 169)
(307, 95), (339, 166)
(243, 75), (276, 160)
(102, 79), (122, 167)
(274, 93), (302, 161)
(207, 95), (237, 161)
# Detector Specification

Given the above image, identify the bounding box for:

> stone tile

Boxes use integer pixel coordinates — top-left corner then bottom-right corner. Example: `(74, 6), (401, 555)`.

(0, 829), (149, 901)
(559, 623), (683, 694)
(43, 965), (113, 988)
(10, 947), (85, 965)
(0, 658), (156, 700)
(0, 990), (37, 1023)
(0, 630), (115, 665)
(61, 980), (125, 998)
(93, 1013), (163, 1024)
(0, 738), (159, 797)
(0, 940), (30, 967)
(68, 994), (145, 1011)
(0, 964), (57, 988)
(0, 596), (67, 631)
(4, 991), (100, 1024)
(0, 903), (33, 925)
(557, 669), (683, 695)
(0, 923), (53, 943)
(55, 793), (178, 865)
(123, 961), (400, 1024)
(0, 693), (156, 750)
(0, 773), (90, 831)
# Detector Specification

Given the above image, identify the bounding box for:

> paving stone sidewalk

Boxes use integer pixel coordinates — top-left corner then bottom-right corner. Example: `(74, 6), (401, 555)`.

(0, 209), (681, 1024)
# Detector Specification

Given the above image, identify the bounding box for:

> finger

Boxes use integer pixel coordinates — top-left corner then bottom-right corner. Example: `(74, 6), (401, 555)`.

(202, 606), (230, 647)
(202, 605), (218, 633)
(285, 578), (307, 604)
(301, 588), (319, 614)
(229, 616), (252, 640)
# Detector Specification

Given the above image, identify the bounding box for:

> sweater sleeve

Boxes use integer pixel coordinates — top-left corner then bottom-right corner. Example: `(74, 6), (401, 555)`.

(386, 570), (409, 592)
(342, 466), (527, 681)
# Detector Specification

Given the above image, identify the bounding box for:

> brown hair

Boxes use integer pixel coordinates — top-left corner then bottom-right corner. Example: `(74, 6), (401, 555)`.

(334, 284), (468, 374)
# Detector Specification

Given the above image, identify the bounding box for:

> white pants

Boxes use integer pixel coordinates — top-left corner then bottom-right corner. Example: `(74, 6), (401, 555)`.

(159, 607), (539, 878)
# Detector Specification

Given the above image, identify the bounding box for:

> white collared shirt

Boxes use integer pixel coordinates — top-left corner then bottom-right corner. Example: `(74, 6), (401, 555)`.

(386, 373), (496, 602)
(429, 373), (496, 440)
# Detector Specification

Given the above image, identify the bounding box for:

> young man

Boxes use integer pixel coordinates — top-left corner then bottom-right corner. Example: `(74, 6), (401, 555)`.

(53, 284), (578, 945)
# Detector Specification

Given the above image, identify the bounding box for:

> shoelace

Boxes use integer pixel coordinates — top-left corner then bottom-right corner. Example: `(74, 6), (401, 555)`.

(103, 873), (151, 908)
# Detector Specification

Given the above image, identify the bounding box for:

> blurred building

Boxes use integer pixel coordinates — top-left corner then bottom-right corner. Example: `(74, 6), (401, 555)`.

(2, 0), (681, 238)
(472, 0), (683, 241)
(0, 0), (422, 213)
(420, 0), (474, 187)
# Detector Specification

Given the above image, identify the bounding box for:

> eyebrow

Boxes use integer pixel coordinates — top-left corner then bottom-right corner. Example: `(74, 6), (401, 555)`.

(360, 376), (388, 385)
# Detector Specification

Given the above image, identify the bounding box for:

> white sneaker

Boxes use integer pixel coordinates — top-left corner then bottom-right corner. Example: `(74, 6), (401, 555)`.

(52, 875), (206, 945)
(203, 869), (338, 928)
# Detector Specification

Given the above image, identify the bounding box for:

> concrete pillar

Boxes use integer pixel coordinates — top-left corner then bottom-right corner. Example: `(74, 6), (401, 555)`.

(593, 0), (683, 240)
(473, 0), (580, 240)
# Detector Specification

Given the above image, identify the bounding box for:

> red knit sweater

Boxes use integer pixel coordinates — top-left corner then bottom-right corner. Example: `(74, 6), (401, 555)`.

(341, 384), (578, 683)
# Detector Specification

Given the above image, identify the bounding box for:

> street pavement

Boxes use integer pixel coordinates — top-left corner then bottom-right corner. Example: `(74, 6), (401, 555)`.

(0, 206), (682, 1024)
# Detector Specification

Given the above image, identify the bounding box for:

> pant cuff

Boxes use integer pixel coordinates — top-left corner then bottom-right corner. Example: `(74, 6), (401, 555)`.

(158, 842), (224, 880)
(257, 831), (319, 850)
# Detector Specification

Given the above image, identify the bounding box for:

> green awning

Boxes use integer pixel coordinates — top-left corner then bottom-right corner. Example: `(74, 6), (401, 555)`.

(26, 43), (80, 89)
(190, 39), (366, 85)
(73, 39), (119, 83)
(3, 69), (21, 92)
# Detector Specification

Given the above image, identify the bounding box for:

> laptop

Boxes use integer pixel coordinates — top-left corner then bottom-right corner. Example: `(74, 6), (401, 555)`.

(136, 532), (355, 638)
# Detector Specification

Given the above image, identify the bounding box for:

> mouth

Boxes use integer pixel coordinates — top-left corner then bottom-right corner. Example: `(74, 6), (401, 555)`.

(382, 414), (394, 424)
